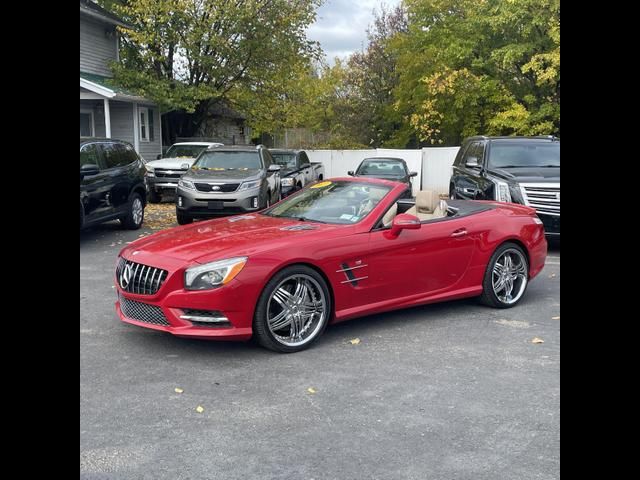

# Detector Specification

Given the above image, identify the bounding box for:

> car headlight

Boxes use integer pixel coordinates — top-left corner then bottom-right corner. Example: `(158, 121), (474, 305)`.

(281, 178), (295, 187)
(178, 179), (196, 190)
(238, 180), (261, 191)
(184, 257), (248, 290)
(145, 165), (155, 177)
(494, 180), (512, 202)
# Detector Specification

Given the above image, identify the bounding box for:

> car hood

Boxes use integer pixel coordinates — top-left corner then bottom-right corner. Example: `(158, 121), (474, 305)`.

(279, 167), (298, 177)
(119, 215), (344, 264)
(489, 167), (560, 183)
(147, 158), (197, 169)
(183, 168), (263, 182)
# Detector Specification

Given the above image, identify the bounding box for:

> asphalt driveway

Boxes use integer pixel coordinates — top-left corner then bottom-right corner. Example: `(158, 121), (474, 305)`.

(80, 215), (560, 480)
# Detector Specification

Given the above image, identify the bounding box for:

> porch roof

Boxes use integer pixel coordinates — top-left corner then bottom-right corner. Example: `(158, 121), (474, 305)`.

(80, 72), (152, 104)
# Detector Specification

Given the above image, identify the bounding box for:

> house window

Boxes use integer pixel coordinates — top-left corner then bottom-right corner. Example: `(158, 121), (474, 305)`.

(80, 110), (94, 137)
(139, 108), (155, 142)
(140, 110), (148, 141)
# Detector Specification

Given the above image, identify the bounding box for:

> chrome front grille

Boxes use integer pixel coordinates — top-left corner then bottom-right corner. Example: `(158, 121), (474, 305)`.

(116, 257), (168, 295)
(119, 294), (169, 326)
(155, 168), (187, 178)
(520, 183), (560, 216)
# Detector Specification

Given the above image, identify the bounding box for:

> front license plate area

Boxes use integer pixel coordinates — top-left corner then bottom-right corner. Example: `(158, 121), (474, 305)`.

(208, 201), (224, 210)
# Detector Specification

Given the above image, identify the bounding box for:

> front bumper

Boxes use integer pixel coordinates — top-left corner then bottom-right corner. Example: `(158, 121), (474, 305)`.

(538, 213), (560, 235)
(176, 185), (263, 216)
(114, 255), (256, 340)
(147, 175), (180, 191)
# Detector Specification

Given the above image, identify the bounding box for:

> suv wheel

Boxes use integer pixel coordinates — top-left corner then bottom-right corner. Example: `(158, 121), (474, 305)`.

(121, 193), (145, 230)
(176, 210), (193, 225)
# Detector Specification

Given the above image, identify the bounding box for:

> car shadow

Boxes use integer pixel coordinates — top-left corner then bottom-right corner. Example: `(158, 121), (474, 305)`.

(117, 296), (497, 358)
(80, 221), (128, 245)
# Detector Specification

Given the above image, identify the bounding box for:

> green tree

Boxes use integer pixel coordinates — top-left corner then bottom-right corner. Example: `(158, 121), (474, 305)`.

(101, 0), (322, 141)
(393, 0), (560, 145)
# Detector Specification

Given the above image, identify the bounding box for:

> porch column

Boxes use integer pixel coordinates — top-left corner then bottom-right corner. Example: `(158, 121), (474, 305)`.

(132, 102), (140, 152)
(103, 99), (111, 138)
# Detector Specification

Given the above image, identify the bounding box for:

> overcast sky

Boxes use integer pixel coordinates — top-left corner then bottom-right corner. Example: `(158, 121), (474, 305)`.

(308, 0), (402, 64)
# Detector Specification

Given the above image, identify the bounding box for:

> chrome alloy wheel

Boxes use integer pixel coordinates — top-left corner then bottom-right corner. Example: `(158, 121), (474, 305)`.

(132, 197), (144, 225)
(267, 274), (327, 347)
(492, 248), (528, 305)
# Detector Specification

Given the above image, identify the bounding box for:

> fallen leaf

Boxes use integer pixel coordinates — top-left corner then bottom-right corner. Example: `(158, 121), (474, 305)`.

(174, 387), (184, 394)
(531, 337), (545, 344)
(552, 316), (560, 320)
(349, 338), (361, 345)
(195, 405), (204, 413)
(307, 387), (317, 394)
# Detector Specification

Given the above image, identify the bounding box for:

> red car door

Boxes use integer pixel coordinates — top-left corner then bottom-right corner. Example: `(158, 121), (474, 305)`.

(364, 217), (476, 304)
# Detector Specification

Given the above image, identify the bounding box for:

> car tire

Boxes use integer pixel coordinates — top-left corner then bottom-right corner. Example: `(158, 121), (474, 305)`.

(120, 192), (145, 230)
(176, 210), (193, 225)
(479, 242), (529, 308)
(253, 265), (332, 353)
(148, 189), (162, 203)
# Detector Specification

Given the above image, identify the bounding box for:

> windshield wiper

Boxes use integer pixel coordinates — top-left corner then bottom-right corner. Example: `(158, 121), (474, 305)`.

(297, 216), (328, 224)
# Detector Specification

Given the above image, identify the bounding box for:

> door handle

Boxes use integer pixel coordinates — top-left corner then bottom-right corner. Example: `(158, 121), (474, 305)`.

(451, 228), (467, 238)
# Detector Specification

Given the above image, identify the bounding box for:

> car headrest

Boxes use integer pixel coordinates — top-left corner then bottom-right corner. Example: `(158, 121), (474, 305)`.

(415, 190), (440, 213)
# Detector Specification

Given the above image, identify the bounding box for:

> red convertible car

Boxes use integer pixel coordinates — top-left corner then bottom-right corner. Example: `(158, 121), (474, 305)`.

(115, 177), (547, 352)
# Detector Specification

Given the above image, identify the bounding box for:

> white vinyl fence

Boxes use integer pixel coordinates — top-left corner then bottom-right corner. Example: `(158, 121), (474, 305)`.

(306, 147), (460, 196)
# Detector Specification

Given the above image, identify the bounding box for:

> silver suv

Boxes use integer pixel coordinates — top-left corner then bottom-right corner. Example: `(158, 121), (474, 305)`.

(175, 145), (281, 224)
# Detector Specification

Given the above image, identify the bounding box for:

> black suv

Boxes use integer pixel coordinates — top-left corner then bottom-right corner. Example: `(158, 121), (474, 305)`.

(449, 136), (560, 236)
(80, 137), (148, 230)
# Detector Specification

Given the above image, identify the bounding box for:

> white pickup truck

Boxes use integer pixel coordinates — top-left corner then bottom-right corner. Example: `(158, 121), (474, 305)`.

(145, 142), (223, 202)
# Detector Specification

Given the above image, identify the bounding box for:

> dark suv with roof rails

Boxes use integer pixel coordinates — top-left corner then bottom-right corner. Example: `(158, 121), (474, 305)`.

(80, 137), (148, 230)
(449, 135), (560, 236)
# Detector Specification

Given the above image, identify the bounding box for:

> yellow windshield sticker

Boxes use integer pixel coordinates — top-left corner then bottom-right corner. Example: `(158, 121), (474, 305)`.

(311, 181), (332, 189)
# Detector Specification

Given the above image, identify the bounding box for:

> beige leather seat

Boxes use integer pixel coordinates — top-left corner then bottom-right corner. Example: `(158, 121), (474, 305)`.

(406, 190), (448, 221)
(381, 202), (398, 227)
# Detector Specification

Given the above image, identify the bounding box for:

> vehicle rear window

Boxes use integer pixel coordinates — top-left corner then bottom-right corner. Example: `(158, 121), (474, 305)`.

(194, 151), (262, 170)
(489, 142), (560, 168)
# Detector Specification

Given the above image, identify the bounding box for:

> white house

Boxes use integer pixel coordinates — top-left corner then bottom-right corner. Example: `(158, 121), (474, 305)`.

(80, 0), (162, 161)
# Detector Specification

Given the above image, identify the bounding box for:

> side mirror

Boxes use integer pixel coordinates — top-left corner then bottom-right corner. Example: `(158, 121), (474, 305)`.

(347, 170), (355, 176)
(465, 156), (479, 168)
(80, 164), (100, 177)
(385, 213), (421, 238)
(409, 171), (418, 178)
(268, 164), (281, 172)
(156, 154), (162, 160)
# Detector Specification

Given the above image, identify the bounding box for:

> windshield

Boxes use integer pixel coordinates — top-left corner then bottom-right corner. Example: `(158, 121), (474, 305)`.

(164, 145), (210, 159)
(357, 159), (407, 176)
(489, 142), (560, 168)
(264, 180), (391, 224)
(272, 153), (297, 168)
(193, 151), (262, 170)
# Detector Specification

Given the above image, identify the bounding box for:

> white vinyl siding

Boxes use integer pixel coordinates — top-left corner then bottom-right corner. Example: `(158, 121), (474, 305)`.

(80, 16), (118, 76)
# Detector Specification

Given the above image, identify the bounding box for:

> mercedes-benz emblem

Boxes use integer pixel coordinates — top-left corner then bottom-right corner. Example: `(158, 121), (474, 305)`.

(120, 264), (133, 289)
